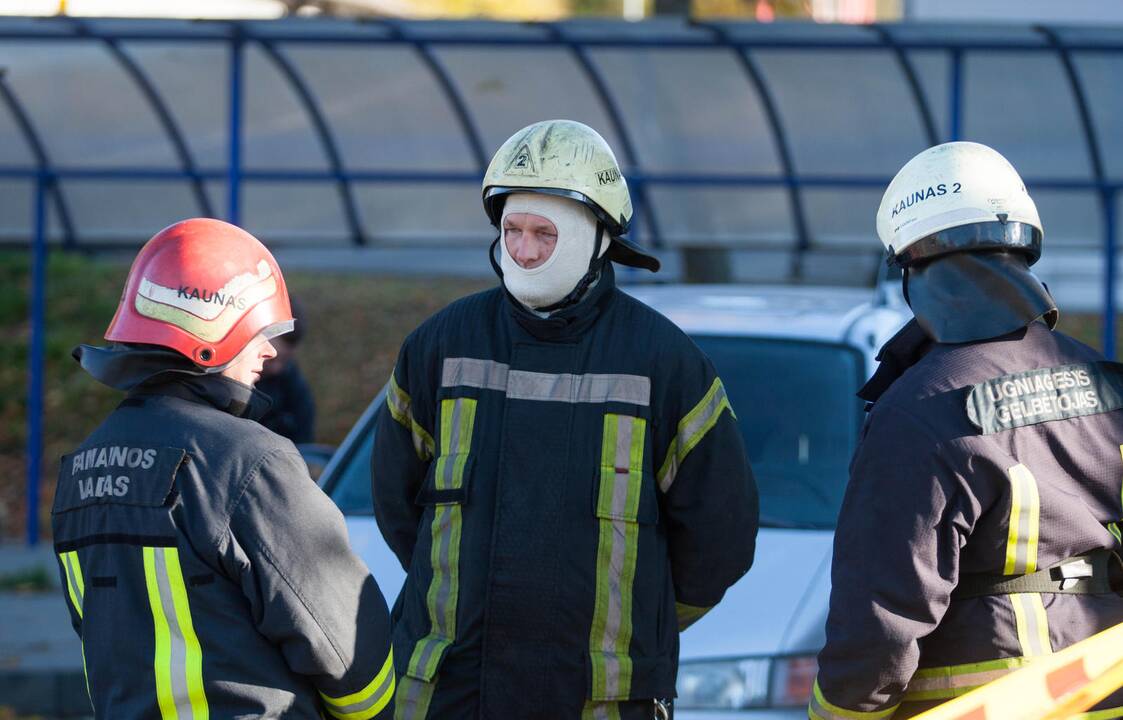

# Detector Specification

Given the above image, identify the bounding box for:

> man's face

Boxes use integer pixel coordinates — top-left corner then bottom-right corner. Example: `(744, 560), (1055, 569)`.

(220, 333), (278, 387)
(503, 212), (558, 270)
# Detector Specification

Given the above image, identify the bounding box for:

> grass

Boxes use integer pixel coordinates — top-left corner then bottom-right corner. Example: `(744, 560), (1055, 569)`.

(0, 248), (1120, 541)
(0, 249), (490, 541)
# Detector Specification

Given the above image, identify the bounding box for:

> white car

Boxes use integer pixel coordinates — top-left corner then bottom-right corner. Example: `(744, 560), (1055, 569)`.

(318, 284), (911, 718)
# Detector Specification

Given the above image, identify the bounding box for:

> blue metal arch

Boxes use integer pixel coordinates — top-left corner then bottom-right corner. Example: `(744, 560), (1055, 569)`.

(0, 70), (76, 245)
(253, 37), (367, 245)
(694, 21), (812, 279)
(68, 18), (215, 218)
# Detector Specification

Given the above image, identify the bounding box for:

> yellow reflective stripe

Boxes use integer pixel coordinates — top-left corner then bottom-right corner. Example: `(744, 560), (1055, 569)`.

(1010, 592), (1052, 658)
(144, 547), (178, 719)
(1109, 523), (1122, 545)
(386, 373), (435, 461)
(1074, 708), (1123, 720)
(407, 398), (474, 682)
(321, 650), (395, 719)
(393, 675), (435, 720)
(675, 602), (711, 631)
(58, 551), (85, 619)
(1004, 464), (1041, 575)
(657, 377), (734, 493)
(589, 414), (645, 701)
(808, 679), (899, 720)
(904, 656), (1032, 701)
(581, 701), (622, 720)
(143, 546), (209, 720)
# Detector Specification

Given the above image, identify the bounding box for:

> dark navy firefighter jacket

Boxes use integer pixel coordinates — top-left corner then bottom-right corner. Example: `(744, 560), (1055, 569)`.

(811, 321), (1123, 719)
(372, 265), (760, 720)
(53, 371), (395, 719)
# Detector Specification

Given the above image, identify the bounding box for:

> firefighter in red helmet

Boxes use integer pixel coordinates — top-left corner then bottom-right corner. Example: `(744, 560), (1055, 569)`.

(53, 218), (395, 719)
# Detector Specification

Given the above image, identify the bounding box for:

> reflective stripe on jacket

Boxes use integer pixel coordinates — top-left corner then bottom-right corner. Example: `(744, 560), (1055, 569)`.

(372, 266), (759, 719)
(812, 320), (1123, 718)
(52, 375), (395, 719)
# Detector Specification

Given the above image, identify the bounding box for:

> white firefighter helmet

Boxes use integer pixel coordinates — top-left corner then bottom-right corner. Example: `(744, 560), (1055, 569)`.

(483, 119), (633, 236)
(876, 142), (1043, 267)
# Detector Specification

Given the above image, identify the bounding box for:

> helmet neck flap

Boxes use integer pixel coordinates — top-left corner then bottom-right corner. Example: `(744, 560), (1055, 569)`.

(903, 249), (1058, 344)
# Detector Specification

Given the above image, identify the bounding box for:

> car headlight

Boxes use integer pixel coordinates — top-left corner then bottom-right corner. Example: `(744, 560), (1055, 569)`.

(676, 654), (818, 709)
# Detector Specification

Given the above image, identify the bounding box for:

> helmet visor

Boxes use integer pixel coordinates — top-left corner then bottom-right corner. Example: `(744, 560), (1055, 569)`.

(892, 221), (1042, 268)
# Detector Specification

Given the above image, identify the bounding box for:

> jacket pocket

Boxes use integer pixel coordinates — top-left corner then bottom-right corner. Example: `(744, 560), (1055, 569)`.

(587, 413), (661, 701)
(403, 397), (477, 683)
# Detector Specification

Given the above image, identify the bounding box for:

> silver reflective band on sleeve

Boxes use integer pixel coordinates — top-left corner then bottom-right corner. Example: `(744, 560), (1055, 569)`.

(441, 357), (650, 406)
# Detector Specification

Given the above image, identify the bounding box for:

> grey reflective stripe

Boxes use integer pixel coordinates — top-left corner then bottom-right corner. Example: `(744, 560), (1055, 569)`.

(441, 357), (650, 406)
(153, 549), (195, 719)
(441, 357), (508, 392)
(658, 379), (732, 493)
(1012, 592), (1052, 657)
(603, 417), (633, 698)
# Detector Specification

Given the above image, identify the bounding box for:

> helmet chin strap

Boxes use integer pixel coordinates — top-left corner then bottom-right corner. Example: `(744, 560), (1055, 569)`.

(533, 223), (606, 314)
(490, 223), (608, 314)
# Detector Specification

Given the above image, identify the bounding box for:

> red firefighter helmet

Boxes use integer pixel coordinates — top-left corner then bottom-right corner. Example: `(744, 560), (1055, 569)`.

(105, 218), (293, 369)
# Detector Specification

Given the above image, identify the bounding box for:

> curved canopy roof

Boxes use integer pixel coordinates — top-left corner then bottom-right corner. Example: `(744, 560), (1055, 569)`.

(0, 16), (1120, 287)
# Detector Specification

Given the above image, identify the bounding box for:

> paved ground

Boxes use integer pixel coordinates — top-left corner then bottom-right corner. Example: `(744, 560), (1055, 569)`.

(0, 543), (90, 718)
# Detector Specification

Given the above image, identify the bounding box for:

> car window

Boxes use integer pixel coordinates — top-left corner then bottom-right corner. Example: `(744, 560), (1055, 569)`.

(692, 336), (865, 529)
(330, 434), (375, 515)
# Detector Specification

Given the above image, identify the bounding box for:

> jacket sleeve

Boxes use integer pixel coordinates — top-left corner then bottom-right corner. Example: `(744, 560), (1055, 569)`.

(655, 350), (760, 630)
(810, 406), (976, 719)
(371, 337), (436, 570)
(225, 447), (395, 720)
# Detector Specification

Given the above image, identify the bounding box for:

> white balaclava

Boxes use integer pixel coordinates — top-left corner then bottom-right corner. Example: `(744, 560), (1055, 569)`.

(500, 193), (607, 311)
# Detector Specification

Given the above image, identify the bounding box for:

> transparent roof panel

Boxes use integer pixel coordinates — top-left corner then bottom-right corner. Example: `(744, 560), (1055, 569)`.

(0, 180), (33, 239)
(906, 50), (951, 142)
(0, 99), (36, 166)
(647, 185), (793, 246)
(60, 180), (199, 242)
(243, 43), (327, 171)
(961, 51), (1091, 180)
(353, 182), (491, 244)
(240, 182), (349, 245)
(1033, 189), (1101, 249)
(283, 45), (477, 172)
(124, 43), (229, 170)
(753, 49), (929, 175)
(1073, 53), (1123, 180)
(801, 187), (882, 247)
(591, 48), (781, 173)
(435, 47), (621, 160)
(0, 41), (176, 167)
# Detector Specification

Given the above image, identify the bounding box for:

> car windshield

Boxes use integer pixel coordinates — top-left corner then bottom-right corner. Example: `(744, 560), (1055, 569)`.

(692, 336), (865, 529)
(330, 337), (865, 528)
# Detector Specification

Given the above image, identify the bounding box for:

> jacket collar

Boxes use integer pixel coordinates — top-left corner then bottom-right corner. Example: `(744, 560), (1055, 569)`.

(857, 318), (934, 403)
(504, 263), (617, 342)
(133, 374), (273, 421)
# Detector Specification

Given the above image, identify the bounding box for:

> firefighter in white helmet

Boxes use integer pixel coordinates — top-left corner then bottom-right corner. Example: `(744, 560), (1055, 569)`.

(810, 142), (1123, 719)
(372, 120), (759, 720)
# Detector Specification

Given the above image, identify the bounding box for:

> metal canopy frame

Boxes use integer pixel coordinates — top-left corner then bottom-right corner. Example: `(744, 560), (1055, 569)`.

(4, 17), (1120, 544)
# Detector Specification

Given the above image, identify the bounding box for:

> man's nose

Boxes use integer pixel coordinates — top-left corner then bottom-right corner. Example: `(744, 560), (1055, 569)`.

(515, 238), (539, 267)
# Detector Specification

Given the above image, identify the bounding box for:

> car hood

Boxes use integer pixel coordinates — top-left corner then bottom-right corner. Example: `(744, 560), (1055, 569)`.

(678, 527), (833, 660)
